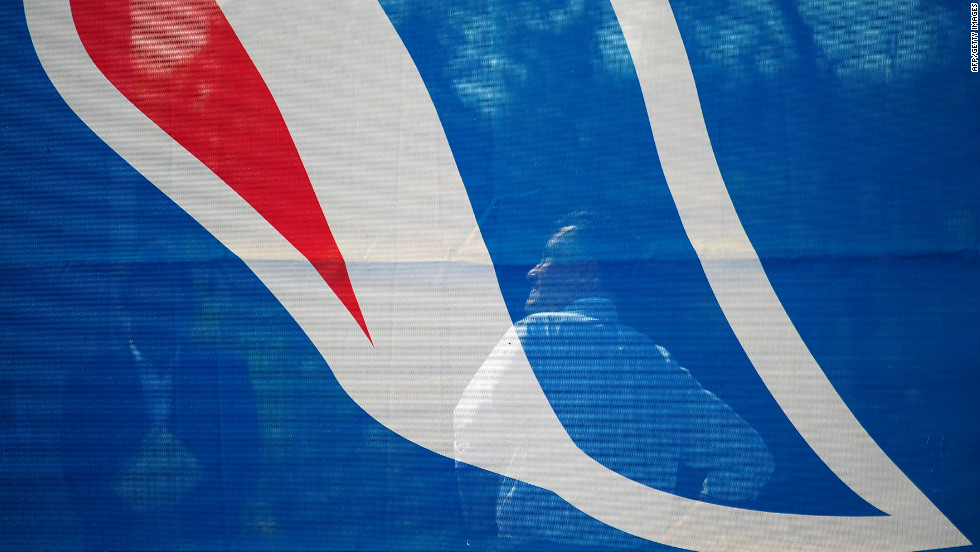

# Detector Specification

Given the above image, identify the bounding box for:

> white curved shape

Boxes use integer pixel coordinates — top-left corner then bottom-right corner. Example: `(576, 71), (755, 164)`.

(24, 0), (968, 550)
(608, 0), (968, 547)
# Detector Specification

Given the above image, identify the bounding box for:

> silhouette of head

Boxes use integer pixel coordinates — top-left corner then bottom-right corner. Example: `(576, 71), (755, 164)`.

(525, 212), (635, 314)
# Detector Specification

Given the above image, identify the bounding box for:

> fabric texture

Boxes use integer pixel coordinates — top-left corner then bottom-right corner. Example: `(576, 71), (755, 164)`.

(459, 298), (774, 547)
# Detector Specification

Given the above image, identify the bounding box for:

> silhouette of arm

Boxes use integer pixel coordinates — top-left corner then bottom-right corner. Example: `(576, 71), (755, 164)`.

(655, 345), (774, 502)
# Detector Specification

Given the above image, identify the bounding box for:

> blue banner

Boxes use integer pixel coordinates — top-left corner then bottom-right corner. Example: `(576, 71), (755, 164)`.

(2, 0), (977, 550)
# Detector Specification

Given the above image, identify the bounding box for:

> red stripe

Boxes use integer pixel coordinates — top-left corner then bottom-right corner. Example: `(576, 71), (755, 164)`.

(71, 0), (371, 342)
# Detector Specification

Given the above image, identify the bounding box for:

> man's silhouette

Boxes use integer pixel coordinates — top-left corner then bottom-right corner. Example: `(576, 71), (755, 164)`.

(456, 213), (773, 550)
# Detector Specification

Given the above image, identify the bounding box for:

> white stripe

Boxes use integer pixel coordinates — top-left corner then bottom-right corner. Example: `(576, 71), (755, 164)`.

(609, 0), (967, 548)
